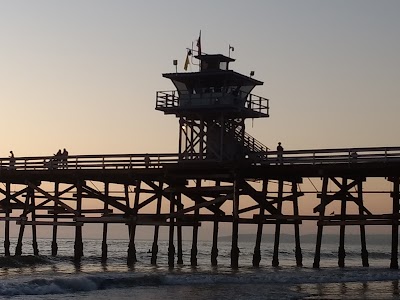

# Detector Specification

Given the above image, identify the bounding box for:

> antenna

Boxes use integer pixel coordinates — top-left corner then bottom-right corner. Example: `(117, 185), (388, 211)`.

(229, 44), (235, 57)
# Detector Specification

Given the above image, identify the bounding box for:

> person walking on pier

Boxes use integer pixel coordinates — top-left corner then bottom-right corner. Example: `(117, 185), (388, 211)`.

(277, 142), (284, 165)
(8, 151), (15, 170)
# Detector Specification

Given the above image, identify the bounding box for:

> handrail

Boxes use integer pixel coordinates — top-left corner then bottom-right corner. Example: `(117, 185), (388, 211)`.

(156, 90), (269, 115)
(1, 147), (400, 172)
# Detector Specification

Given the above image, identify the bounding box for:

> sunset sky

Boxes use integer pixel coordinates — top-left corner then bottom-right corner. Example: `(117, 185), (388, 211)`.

(1, 1), (400, 239)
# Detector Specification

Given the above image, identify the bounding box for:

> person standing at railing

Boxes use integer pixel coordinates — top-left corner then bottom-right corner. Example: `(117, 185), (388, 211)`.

(8, 151), (15, 170)
(145, 154), (151, 168)
(62, 148), (69, 169)
(277, 142), (284, 165)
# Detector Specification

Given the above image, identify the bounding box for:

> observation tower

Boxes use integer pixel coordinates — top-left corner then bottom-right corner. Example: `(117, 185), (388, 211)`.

(156, 48), (269, 161)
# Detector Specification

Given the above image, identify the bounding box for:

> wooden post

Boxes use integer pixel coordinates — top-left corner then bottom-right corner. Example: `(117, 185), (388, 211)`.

(253, 179), (268, 267)
(4, 182), (11, 256)
(292, 181), (303, 267)
(231, 177), (240, 269)
(211, 219), (219, 266)
(177, 193), (184, 265)
(168, 191), (176, 268)
(151, 182), (163, 265)
(127, 183), (140, 265)
(31, 190), (39, 256)
(15, 187), (31, 256)
(51, 182), (59, 256)
(390, 177), (399, 269)
(338, 178), (347, 268)
(313, 176), (329, 268)
(191, 180), (200, 267)
(101, 182), (109, 263)
(272, 179), (284, 267)
(74, 182), (84, 261)
(358, 179), (369, 267)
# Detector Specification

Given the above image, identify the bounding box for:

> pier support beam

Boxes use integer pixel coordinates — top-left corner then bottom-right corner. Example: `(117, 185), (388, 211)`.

(272, 179), (284, 267)
(338, 178), (347, 268)
(292, 181), (303, 267)
(151, 182), (163, 265)
(211, 219), (219, 266)
(191, 180), (201, 267)
(357, 180), (369, 267)
(51, 182), (59, 256)
(16, 187), (31, 256)
(231, 178), (240, 269)
(74, 182), (84, 261)
(313, 177), (329, 268)
(168, 192), (176, 268)
(4, 183), (11, 256)
(253, 179), (268, 267)
(390, 177), (399, 269)
(127, 183), (139, 266)
(31, 191), (39, 256)
(177, 193), (184, 265)
(101, 182), (109, 263)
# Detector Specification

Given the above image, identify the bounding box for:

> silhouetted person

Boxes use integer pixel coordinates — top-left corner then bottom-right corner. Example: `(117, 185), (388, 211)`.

(9, 151), (15, 170)
(62, 148), (69, 169)
(277, 142), (284, 165)
(144, 154), (150, 168)
(351, 151), (358, 164)
(54, 149), (62, 169)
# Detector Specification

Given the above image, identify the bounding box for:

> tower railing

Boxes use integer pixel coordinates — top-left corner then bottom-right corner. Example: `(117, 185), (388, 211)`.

(156, 90), (269, 115)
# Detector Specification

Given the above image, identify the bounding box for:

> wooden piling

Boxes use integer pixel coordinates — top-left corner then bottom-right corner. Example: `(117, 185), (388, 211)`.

(338, 178), (347, 268)
(177, 193), (184, 265)
(390, 177), (399, 269)
(168, 192), (176, 268)
(231, 178), (240, 269)
(151, 182), (163, 265)
(211, 219), (219, 266)
(313, 176), (329, 268)
(357, 179), (369, 267)
(51, 182), (59, 256)
(31, 190), (39, 255)
(191, 180), (201, 267)
(101, 182), (109, 262)
(292, 181), (303, 267)
(4, 183), (11, 256)
(272, 179), (284, 267)
(74, 182), (83, 261)
(127, 183), (138, 265)
(15, 187), (31, 256)
(252, 179), (268, 267)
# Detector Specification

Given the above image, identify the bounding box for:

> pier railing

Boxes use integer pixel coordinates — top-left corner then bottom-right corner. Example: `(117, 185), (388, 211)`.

(1, 147), (400, 171)
(249, 146), (400, 165)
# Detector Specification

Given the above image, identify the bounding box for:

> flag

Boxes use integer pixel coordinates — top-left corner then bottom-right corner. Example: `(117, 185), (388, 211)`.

(184, 49), (191, 71)
(196, 30), (201, 55)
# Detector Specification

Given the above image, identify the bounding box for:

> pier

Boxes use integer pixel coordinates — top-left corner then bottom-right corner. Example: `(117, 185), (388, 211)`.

(1, 45), (400, 269)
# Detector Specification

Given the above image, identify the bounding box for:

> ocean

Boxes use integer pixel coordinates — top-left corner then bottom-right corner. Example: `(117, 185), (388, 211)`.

(0, 237), (400, 299)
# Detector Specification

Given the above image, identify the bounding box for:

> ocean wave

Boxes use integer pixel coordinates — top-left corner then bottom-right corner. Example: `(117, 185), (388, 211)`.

(0, 255), (51, 268)
(1, 268), (400, 296)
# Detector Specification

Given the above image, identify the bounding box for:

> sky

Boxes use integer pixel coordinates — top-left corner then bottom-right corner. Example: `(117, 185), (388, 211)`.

(1, 1), (400, 239)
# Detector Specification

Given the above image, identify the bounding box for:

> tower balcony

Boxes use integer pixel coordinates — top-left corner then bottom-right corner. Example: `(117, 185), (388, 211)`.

(156, 90), (269, 119)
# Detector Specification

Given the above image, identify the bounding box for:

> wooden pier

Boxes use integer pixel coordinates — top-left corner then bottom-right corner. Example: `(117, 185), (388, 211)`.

(1, 46), (399, 269)
(0, 148), (400, 268)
